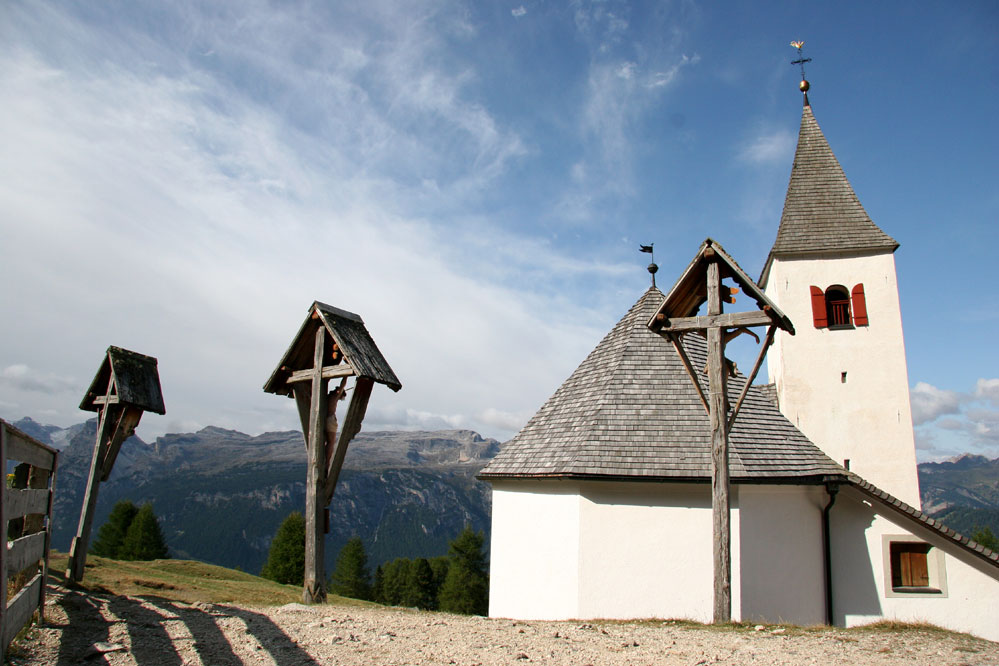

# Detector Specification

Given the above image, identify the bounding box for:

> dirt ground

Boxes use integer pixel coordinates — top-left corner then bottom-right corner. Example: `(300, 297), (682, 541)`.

(9, 584), (999, 665)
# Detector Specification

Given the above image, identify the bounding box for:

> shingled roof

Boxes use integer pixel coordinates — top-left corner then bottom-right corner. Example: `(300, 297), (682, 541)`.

(760, 100), (898, 286)
(479, 287), (843, 482)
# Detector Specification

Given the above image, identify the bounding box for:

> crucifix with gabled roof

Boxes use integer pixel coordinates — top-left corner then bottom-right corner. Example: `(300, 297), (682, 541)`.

(67, 346), (166, 582)
(264, 301), (401, 604)
(648, 238), (794, 622)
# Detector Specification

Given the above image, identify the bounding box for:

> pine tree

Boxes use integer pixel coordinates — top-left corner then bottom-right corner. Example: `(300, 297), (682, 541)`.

(401, 557), (435, 609)
(91, 500), (139, 558)
(261, 511), (305, 585)
(972, 526), (999, 552)
(437, 526), (488, 615)
(118, 503), (170, 561)
(329, 536), (372, 600)
(372, 564), (385, 603)
(380, 558), (411, 606)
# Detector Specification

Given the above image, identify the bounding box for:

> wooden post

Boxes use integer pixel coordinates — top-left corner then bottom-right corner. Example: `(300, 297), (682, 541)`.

(303, 326), (329, 604)
(66, 389), (116, 582)
(707, 259), (732, 623)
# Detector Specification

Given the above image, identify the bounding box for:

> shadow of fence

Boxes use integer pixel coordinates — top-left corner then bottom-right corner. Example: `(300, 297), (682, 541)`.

(51, 588), (320, 666)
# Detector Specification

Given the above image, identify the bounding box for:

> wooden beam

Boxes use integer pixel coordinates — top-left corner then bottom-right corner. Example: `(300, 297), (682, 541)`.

(662, 331), (710, 415)
(292, 383), (312, 451)
(67, 379), (118, 582)
(2, 572), (42, 649)
(323, 378), (373, 505)
(3, 428), (56, 471)
(6, 532), (45, 577)
(99, 406), (143, 481)
(3, 489), (49, 522)
(706, 260), (732, 624)
(726, 324), (777, 431)
(91, 395), (119, 406)
(286, 363), (356, 384)
(303, 326), (329, 604)
(657, 310), (773, 333)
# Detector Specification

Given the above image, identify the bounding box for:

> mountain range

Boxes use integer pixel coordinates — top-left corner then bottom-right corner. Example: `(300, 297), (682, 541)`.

(14, 417), (498, 574)
(9, 416), (999, 575)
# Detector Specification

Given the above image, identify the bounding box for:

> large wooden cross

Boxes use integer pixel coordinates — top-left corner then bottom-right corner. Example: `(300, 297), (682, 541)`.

(67, 347), (165, 582)
(649, 239), (793, 622)
(264, 302), (401, 604)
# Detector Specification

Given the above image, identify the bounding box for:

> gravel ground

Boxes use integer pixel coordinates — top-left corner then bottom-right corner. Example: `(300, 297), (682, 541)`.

(10, 585), (999, 665)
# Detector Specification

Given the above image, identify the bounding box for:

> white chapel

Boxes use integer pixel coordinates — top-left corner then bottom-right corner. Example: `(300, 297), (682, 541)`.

(480, 87), (999, 641)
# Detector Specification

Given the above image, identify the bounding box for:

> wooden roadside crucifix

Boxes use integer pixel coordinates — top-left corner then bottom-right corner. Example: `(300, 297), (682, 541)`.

(647, 238), (794, 623)
(67, 346), (165, 582)
(264, 302), (401, 604)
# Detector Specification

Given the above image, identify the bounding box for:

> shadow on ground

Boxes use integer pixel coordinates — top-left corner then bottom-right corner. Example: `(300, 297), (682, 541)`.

(48, 586), (319, 666)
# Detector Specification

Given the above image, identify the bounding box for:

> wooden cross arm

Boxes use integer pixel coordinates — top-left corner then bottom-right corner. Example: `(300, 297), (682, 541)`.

(655, 310), (773, 332)
(286, 364), (356, 384)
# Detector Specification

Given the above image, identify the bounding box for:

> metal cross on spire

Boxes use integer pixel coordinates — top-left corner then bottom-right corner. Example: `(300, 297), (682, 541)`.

(790, 40), (812, 97)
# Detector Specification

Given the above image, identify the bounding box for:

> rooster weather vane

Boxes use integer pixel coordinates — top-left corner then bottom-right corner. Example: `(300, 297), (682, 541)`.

(790, 40), (811, 93)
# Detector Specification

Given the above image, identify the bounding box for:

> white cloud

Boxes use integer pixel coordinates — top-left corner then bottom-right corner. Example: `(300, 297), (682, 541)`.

(511, 6), (527, 18)
(975, 378), (999, 406)
(910, 381), (963, 425)
(0, 3), (625, 442)
(737, 129), (795, 165)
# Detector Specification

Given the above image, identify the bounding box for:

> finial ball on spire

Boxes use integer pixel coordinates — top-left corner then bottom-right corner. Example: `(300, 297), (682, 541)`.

(799, 79), (810, 92)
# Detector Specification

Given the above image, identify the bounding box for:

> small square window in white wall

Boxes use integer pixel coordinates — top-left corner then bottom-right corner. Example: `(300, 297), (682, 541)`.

(882, 535), (948, 597)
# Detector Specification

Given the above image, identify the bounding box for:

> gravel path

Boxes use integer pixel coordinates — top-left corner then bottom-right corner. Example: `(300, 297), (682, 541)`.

(10, 585), (999, 665)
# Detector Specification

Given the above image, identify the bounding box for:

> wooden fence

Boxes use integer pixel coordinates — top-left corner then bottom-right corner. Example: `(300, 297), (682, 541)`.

(1, 419), (58, 658)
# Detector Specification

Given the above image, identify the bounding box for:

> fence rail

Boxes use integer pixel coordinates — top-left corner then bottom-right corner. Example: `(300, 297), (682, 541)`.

(1, 419), (58, 658)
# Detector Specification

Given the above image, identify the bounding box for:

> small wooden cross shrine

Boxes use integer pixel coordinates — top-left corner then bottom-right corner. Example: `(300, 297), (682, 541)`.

(647, 238), (794, 623)
(264, 301), (401, 604)
(67, 346), (165, 582)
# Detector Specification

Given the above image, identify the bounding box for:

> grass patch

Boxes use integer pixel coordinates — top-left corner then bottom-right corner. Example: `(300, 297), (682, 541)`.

(48, 552), (376, 608)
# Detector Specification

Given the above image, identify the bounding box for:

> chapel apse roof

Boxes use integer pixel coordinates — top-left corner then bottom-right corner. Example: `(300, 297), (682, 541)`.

(479, 287), (843, 482)
(761, 100), (899, 284)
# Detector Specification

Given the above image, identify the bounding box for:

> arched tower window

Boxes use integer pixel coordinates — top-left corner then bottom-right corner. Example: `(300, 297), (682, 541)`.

(810, 283), (869, 329)
(825, 285), (852, 328)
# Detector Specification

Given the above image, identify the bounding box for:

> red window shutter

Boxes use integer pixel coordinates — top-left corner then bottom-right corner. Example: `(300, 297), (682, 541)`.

(852, 283), (869, 326)
(810, 286), (827, 328)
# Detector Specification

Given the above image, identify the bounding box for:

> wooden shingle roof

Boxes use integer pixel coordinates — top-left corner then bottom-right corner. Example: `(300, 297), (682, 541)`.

(480, 287), (843, 481)
(263, 301), (401, 396)
(80, 346), (166, 415)
(760, 102), (898, 286)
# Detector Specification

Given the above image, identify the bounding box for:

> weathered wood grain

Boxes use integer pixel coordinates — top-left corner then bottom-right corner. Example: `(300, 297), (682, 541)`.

(3, 427), (55, 471)
(303, 326), (329, 604)
(3, 488), (49, 521)
(659, 310), (773, 332)
(2, 573), (42, 648)
(323, 377), (373, 504)
(287, 363), (356, 383)
(6, 532), (45, 576)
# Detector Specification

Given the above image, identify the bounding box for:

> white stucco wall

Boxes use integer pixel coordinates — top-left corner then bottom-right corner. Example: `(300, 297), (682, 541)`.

(488, 480), (739, 623)
(764, 252), (921, 506)
(576, 482), (738, 623)
(831, 487), (999, 642)
(488, 480), (581, 620)
(739, 485), (826, 625)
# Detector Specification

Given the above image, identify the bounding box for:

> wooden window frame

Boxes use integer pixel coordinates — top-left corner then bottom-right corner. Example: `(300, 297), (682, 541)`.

(882, 535), (947, 597)
(825, 285), (853, 329)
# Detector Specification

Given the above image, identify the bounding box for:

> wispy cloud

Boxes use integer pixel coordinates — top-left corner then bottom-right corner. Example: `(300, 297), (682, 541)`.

(512, 6), (527, 19)
(0, 2), (620, 441)
(737, 129), (795, 165)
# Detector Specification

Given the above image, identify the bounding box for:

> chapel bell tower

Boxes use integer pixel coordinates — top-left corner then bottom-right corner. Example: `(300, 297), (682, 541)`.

(759, 79), (921, 507)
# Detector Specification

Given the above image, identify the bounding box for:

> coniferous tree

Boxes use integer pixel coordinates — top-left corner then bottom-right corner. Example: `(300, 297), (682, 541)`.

(429, 555), (450, 599)
(401, 557), (435, 609)
(261, 511), (305, 585)
(972, 526), (999, 552)
(119, 503), (170, 561)
(91, 500), (139, 558)
(372, 564), (385, 603)
(380, 558), (411, 606)
(438, 526), (488, 615)
(330, 536), (372, 600)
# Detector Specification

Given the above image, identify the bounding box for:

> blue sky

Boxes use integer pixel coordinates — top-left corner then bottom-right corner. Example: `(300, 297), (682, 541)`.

(1, 1), (996, 461)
